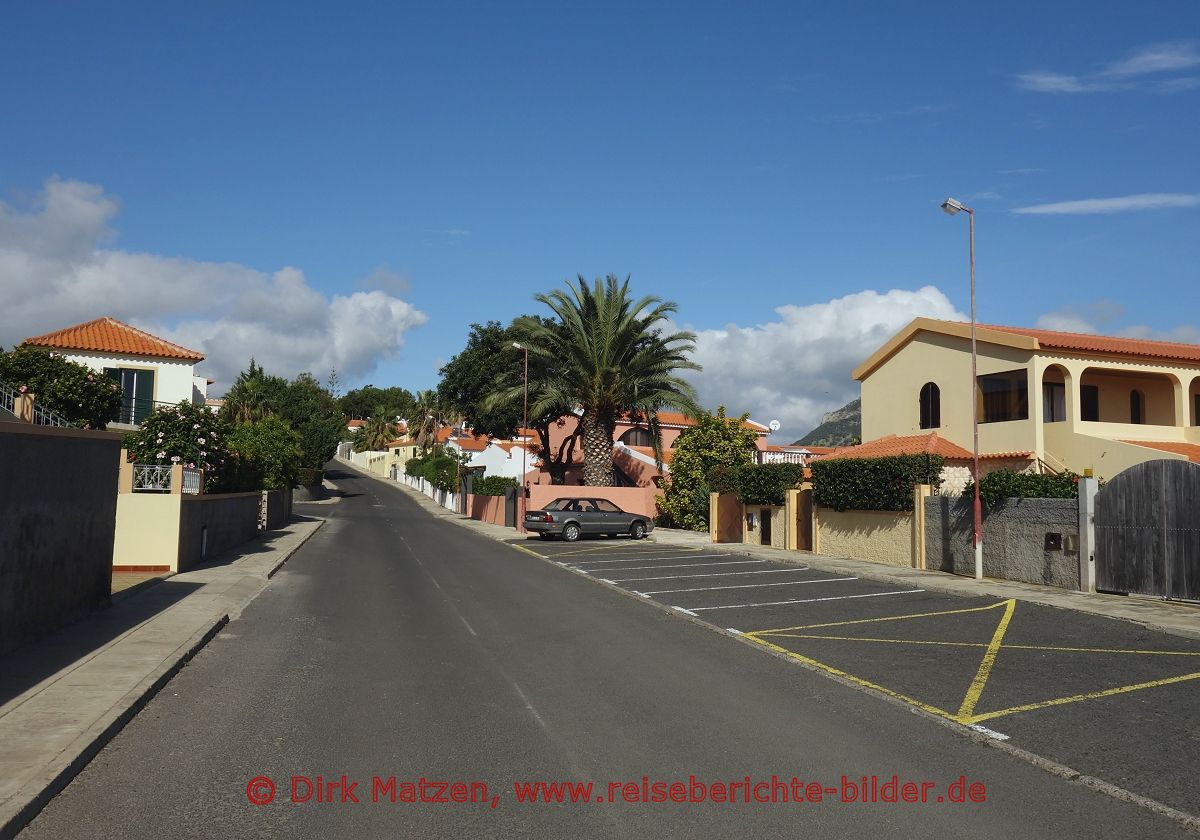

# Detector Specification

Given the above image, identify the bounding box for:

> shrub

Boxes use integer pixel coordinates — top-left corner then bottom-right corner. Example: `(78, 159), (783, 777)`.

(297, 467), (324, 487)
(405, 447), (459, 493)
(657, 407), (759, 531)
(964, 470), (1080, 508)
(124, 401), (233, 493)
(811, 455), (944, 512)
(474, 475), (517, 496)
(0, 346), (123, 429)
(735, 463), (806, 506)
(226, 417), (303, 490)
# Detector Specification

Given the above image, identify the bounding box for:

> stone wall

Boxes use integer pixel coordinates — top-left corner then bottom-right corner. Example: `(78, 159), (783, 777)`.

(0, 425), (122, 654)
(815, 507), (915, 567)
(925, 496), (1079, 589)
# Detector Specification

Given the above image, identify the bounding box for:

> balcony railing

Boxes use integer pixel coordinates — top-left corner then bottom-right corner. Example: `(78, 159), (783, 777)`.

(132, 464), (173, 492)
(110, 397), (190, 427)
(181, 467), (203, 495)
(0, 379), (73, 427)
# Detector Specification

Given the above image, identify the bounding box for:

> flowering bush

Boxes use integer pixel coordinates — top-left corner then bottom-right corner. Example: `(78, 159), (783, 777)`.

(0, 346), (123, 428)
(125, 401), (234, 492)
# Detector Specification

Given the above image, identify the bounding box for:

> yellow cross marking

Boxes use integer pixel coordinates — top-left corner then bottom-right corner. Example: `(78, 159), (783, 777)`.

(744, 599), (1200, 725)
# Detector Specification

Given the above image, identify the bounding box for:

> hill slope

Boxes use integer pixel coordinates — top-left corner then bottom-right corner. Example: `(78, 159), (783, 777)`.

(794, 398), (861, 447)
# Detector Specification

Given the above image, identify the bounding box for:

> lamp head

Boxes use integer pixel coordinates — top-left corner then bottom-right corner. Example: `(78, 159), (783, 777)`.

(512, 342), (525, 350)
(941, 197), (968, 216)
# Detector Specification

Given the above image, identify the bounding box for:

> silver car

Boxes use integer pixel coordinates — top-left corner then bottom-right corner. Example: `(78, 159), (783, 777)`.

(524, 497), (654, 542)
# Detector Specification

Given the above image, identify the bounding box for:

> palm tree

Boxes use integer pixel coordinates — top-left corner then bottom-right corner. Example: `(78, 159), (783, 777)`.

(354, 415), (399, 452)
(513, 275), (701, 486)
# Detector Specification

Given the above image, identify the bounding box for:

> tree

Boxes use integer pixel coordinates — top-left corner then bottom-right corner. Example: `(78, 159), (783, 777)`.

(281, 373), (343, 470)
(220, 360), (289, 424)
(513, 275), (701, 486)
(124, 401), (234, 493)
(354, 415), (399, 452)
(339, 385), (416, 421)
(657, 407), (759, 531)
(226, 416), (303, 490)
(0, 346), (123, 429)
(411, 389), (456, 450)
(437, 321), (525, 439)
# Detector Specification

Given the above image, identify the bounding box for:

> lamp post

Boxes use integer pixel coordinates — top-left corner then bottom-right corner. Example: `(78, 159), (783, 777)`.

(512, 342), (529, 532)
(941, 196), (983, 581)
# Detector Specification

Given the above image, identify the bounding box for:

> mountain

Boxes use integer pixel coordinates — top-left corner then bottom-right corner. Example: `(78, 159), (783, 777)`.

(794, 398), (861, 447)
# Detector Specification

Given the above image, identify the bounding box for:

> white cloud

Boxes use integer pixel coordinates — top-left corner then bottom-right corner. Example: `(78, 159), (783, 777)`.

(0, 177), (427, 392)
(1016, 41), (1200, 94)
(1034, 313), (1099, 334)
(681, 286), (965, 442)
(1012, 193), (1200, 215)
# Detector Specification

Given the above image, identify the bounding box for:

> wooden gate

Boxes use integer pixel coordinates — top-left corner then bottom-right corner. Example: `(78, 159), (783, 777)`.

(1095, 459), (1200, 599)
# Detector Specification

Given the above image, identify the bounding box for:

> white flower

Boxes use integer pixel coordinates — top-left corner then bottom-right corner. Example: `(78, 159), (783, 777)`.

(197, 437), (206, 445)
(199, 451), (207, 457)
(170, 456), (181, 463)
(156, 451), (166, 459)
(193, 424), (201, 430)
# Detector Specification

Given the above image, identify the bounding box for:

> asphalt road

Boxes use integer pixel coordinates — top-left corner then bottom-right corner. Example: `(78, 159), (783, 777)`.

(20, 468), (1196, 838)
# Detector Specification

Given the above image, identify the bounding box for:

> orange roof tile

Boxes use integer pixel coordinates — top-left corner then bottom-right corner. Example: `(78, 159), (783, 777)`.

(23, 317), (204, 362)
(616, 410), (770, 432)
(829, 434), (1034, 462)
(1121, 441), (1200, 463)
(451, 436), (489, 452)
(347, 419), (366, 428)
(982, 324), (1200, 365)
(384, 438), (418, 448)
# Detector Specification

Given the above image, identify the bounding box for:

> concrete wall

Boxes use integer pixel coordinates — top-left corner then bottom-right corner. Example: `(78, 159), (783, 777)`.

(925, 496), (1080, 588)
(112, 494), (183, 570)
(815, 508), (914, 567)
(743, 505), (787, 549)
(63, 349), (199, 407)
(527, 485), (659, 520)
(177, 493), (261, 572)
(0, 424), (122, 654)
(262, 488), (293, 530)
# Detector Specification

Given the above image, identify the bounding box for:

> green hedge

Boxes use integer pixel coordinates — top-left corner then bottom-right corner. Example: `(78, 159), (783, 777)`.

(735, 463), (806, 506)
(405, 451), (459, 493)
(811, 455), (944, 512)
(964, 470), (1080, 508)
(474, 475), (517, 496)
(297, 467), (324, 487)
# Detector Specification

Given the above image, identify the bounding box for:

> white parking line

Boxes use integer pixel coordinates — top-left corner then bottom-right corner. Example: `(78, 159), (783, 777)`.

(609, 568), (814, 583)
(672, 606), (699, 617)
(640, 576), (856, 596)
(683, 589), (926, 612)
(567, 553), (732, 566)
(576, 560), (765, 573)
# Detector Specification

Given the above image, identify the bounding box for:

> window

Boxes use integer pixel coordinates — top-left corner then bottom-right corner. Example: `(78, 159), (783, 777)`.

(594, 499), (622, 513)
(977, 369), (1029, 423)
(1130, 390), (1145, 424)
(104, 367), (155, 425)
(919, 382), (941, 429)
(1043, 382), (1066, 422)
(620, 427), (654, 447)
(1081, 385), (1100, 422)
(1195, 394), (1200, 426)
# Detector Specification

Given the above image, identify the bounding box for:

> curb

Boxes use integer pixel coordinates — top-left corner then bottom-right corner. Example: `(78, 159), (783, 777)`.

(339, 461), (1200, 833)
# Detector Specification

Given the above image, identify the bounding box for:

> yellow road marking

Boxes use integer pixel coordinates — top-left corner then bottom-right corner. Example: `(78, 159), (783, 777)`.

(957, 599), (1016, 720)
(510, 543), (548, 560)
(965, 671), (1200, 725)
(759, 633), (1200, 657)
(749, 599), (1011, 637)
(743, 634), (958, 722)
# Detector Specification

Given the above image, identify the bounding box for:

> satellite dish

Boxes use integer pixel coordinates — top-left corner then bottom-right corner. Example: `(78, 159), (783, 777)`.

(768, 420), (781, 432)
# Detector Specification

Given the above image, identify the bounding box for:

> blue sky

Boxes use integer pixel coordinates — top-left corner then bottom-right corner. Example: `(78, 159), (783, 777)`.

(1, 2), (1197, 438)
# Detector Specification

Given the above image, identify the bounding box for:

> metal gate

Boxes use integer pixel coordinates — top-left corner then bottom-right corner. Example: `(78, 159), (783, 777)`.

(1095, 459), (1200, 599)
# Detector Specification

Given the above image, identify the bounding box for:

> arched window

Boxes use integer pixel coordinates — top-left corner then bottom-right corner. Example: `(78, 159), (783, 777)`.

(919, 382), (941, 429)
(620, 427), (654, 447)
(1130, 390), (1145, 424)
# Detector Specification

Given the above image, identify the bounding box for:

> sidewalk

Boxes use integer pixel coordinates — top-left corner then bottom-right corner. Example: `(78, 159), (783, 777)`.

(338, 459), (1200, 643)
(0, 516), (324, 840)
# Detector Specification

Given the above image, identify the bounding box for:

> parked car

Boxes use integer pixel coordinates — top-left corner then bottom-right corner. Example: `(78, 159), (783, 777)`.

(524, 497), (654, 542)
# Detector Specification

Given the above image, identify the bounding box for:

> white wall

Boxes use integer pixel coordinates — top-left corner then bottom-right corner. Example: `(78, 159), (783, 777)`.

(462, 442), (532, 479)
(63, 350), (200, 407)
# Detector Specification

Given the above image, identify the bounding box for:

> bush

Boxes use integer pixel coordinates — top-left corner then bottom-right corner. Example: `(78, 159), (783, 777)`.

(297, 467), (324, 487)
(735, 463), (806, 506)
(405, 447), (459, 493)
(657, 407), (759, 531)
(811, 455), (944, 512)
(0, 346), (123, 429)
(226, 417), (302, 490)
(474, 475), (517, 496)
(124, 401), (234, 493)
(964, 470), (1080, 508)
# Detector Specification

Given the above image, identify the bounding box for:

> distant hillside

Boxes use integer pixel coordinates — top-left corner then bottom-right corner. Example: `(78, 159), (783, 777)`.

(794, 399), (861, 447)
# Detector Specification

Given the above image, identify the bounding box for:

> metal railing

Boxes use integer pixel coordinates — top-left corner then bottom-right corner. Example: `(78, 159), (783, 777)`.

(0, 379), (73, 427)
(181, 467), (203, 495)
(111, 397), (186, 426)
(132, 464), (173, 493)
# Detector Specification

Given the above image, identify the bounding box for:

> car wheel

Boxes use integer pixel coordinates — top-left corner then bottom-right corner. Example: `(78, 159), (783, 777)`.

(562, 523), (581, 542)
(629, 521), (647, 540)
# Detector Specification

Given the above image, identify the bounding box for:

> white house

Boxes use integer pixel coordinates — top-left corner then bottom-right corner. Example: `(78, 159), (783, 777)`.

(23, 316), (208, 427)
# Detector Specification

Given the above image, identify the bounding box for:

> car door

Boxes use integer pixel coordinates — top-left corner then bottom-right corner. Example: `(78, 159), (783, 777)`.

(592, 499), (625, 533)
(578, 500), (605, 534)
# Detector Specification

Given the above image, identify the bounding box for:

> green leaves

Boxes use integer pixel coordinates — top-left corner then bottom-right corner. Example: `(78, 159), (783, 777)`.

(405, 446), (460, 492)
(125, 401), (233, 493)
(0, 346), (122, 429)
(964, 470), (1080, 508)
(473, 475), (517, 496)
(811, 455), (944, 512)
(657, 407), (758, 530)
(735, 463), (806, 506)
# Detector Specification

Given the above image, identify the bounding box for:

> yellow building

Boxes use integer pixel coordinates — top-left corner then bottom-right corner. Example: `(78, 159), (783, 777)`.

(853, 318), (1200, 481)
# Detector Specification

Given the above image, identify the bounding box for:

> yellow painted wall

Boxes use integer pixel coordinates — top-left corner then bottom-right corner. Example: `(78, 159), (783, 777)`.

(113, 494), (182, 570)
(815, 508), (914, 567)
(1043, 423), (1186, 482)
(743, 505), (787, 549)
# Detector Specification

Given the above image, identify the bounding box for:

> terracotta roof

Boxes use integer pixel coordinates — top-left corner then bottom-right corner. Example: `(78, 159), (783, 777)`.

(450, 436), (489, 452)
(347, 419), (366, 428)
(1120, 441), (1200, 463)
(826, 433), (1031, 462)
(617, 410), (770, 432)
(983, 324), (1200, 365)
(23, 317), (204, 362)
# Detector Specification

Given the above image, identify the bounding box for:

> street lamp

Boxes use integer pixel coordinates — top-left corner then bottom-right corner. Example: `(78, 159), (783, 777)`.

(512, 342), (529, 532)
(941, 196), (984, 581)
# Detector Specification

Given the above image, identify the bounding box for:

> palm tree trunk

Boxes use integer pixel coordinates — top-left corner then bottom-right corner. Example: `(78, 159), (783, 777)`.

(580, 411), (613, 486)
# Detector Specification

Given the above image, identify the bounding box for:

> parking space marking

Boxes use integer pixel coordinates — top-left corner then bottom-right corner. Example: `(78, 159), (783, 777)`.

(576, 560), (765, 573)
(608, 568), (813, 583)
(566, 553), (732, 566)
(744, 599), (1200, 726)
(686, 589), (926, 612)
(543, 544), (707, 559)
(639, 577), (856, 596)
